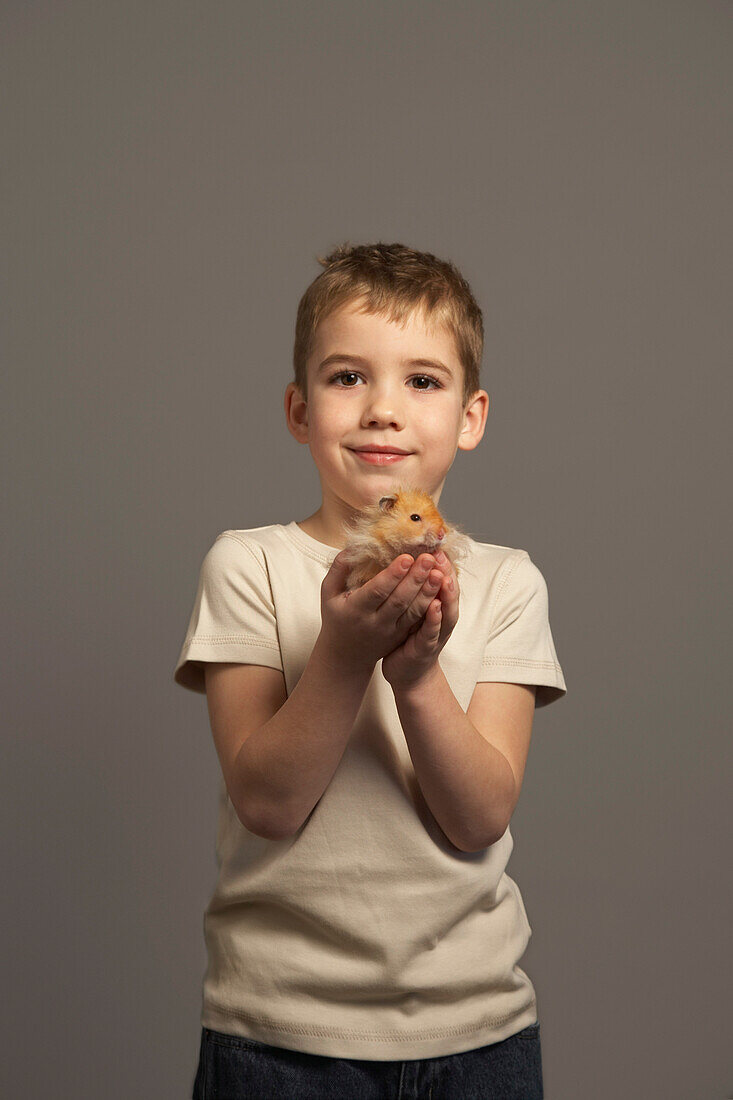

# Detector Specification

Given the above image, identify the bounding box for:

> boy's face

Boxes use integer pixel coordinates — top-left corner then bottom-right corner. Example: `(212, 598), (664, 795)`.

(285, 297), (488, 530)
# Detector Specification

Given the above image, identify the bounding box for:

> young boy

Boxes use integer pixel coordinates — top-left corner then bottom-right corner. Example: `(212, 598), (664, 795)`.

(174, 241), (566, 1099)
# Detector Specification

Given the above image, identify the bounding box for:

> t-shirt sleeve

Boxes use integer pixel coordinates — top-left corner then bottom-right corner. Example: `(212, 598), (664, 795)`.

(477, 551), (567, 708)
(173, 531), (283, 694)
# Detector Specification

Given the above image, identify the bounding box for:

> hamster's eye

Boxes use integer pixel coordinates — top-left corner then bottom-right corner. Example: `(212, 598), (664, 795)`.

(410, 514), (421, 522)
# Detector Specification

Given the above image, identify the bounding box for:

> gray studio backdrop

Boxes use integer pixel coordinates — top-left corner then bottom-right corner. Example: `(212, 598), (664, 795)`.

(4, 3), (731, 1098)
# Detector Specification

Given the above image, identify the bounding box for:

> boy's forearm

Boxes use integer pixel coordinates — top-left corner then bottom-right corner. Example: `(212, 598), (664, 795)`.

(234, 635), (373, 839)
(392, 664), (516, 852)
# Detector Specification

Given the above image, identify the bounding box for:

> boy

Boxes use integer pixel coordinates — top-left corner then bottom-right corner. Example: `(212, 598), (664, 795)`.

(174, 241), (566, 1099)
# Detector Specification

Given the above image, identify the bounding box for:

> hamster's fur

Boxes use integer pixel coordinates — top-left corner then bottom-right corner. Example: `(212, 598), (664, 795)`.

(340, 482), (473, 592)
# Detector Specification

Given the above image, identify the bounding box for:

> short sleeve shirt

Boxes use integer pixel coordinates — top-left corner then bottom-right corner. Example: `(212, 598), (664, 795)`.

(174, 521), (567, 1059)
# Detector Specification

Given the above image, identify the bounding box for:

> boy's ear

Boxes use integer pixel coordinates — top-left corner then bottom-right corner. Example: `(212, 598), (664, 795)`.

(284, 382), (310, 440)
(456, 389), (490, 452)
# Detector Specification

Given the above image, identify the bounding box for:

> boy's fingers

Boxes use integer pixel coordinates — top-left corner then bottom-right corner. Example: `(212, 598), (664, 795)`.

(325, 550), (348, 573)
(433, 553), (457, 597)
(435, 551), (453, 577)
(391, 564), (445, 631)
(322, 550), (353, 594)
(410, 601), (442, 650)
(358, 555), (415, 611)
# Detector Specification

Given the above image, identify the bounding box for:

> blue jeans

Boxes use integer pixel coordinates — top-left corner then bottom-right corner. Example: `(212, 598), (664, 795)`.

(192, 1021), (543, 1099)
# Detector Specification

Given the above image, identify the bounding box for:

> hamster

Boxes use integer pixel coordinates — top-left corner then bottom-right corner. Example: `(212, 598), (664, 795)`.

(340, 482), (473, 593)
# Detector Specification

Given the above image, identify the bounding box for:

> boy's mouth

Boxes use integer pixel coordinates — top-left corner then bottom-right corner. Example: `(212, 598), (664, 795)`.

(350, 444), (412, 454)
(349, 448), (411, 465)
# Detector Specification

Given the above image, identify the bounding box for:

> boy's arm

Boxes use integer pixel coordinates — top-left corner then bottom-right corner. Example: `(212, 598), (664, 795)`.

(392, 665), (534, 852)
(231, 633), (373, 839)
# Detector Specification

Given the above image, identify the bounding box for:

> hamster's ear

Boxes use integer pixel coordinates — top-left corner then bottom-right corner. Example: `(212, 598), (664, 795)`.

(378, 494), (398, 512)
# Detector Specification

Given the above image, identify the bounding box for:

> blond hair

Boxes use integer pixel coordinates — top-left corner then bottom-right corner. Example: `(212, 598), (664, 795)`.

(292, 241), (484, 409)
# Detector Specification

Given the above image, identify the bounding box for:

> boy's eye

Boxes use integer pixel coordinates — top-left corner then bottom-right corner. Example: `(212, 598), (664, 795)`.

(327, 371), (442, 391)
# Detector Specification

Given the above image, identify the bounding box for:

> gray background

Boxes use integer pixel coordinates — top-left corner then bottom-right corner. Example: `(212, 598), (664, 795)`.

(3, 2), (731, 1098)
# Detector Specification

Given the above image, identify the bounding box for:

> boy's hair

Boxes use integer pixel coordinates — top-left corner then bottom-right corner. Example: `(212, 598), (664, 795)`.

(292, 241), (484, 411)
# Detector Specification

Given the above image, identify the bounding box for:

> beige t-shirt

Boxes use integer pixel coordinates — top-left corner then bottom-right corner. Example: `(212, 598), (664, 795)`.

(173, 520), (567, 1060)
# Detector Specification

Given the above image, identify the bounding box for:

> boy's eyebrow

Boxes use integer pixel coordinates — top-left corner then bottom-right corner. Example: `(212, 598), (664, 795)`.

(316, 353), (454, 378)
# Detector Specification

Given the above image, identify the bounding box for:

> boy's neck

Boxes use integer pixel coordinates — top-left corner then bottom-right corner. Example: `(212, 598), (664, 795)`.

(295, 514), (348, 551)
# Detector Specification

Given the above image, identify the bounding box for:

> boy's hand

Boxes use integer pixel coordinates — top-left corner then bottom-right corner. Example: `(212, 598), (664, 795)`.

(318, 551), (448, 675)
(381, 550), (459, 691)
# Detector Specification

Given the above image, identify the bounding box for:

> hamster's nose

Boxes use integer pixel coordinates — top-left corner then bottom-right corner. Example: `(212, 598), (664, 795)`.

(437, 528), (445, 541)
